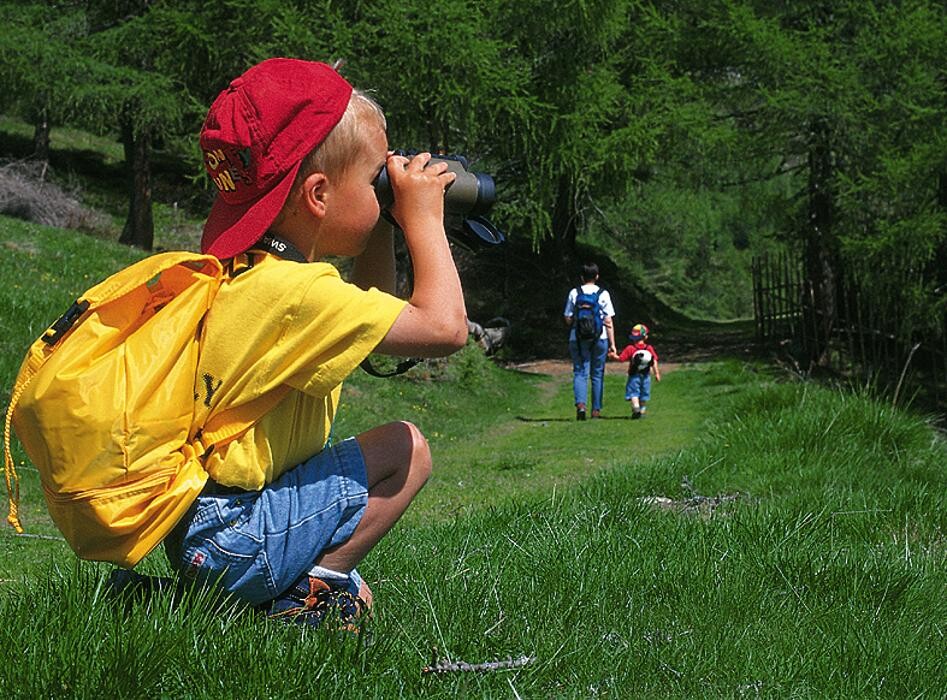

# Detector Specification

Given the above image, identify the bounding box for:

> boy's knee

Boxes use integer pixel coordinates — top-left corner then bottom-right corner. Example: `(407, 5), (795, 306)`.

(359, 421), (431, 485)
(399, 421), (432, 482)
(385, 421), (431, 493)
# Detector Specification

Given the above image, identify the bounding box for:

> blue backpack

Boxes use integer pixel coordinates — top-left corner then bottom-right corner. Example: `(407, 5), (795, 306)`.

(573, 288), (604, 341)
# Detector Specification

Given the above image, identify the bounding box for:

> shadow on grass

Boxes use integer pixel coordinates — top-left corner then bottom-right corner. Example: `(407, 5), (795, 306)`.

(515, 415), (632, 422)
(514, 416), (572, 422)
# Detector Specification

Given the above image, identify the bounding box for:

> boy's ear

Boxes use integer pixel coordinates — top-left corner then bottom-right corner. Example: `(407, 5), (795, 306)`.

(300, 171), (329, 219)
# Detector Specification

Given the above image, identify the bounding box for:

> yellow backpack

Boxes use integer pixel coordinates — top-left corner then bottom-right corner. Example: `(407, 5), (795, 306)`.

(3, 252), (287, 567)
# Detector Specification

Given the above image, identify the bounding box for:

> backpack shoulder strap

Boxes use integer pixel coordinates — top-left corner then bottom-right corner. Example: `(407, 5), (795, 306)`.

(587, 288), (604, 320)
(80, 252), (221, 307)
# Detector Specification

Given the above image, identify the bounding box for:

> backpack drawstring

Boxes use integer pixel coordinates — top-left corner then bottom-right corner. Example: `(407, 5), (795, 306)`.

(4, 378), (28, 533)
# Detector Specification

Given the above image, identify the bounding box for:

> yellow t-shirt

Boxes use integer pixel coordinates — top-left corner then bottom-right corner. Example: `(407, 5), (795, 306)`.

(192, 253), (406, 490)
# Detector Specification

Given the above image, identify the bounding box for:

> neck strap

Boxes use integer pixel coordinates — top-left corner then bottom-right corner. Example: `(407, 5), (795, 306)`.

(253, 233), (309, 263)
(252, 233), (421, 379)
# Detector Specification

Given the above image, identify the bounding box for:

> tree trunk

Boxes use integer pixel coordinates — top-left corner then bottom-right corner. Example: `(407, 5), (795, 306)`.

(935, 171), (947, 295)
(803, 117), (836, 369)
(32, 107), (50, 167)
(119, 118), (154, 250)
(549, 174), (578, 265)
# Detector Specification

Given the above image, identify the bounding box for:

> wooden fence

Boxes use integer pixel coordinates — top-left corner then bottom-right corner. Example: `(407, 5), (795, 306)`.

(751, 252), (804, 345)
(752, 252), (947, 415)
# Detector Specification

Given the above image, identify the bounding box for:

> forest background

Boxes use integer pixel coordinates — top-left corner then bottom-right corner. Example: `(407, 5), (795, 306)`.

(0, 0), (944, 358)
(0, 4), (945, 694)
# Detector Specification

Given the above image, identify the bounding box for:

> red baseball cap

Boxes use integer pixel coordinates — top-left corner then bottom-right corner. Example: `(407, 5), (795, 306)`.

(200, 58), (353, 258)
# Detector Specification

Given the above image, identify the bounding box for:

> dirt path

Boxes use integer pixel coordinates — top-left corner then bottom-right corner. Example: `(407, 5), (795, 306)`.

(507, 359), (683, 376)
(505, 319), (759, 376)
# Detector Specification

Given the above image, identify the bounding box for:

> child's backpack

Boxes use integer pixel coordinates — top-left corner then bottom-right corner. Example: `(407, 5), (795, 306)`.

(3, 252), (288, 567)
(631, 348), (654, 373)
(573, 288), (604, 341)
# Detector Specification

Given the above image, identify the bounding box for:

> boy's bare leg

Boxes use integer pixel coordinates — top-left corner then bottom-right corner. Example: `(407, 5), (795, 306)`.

(315, 421), (431, 583)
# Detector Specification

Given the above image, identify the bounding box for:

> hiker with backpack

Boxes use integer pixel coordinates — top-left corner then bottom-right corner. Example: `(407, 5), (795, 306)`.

(609, 323), (662, 419)
(563, 263), (616, 420)
(6, 58), (468, 629)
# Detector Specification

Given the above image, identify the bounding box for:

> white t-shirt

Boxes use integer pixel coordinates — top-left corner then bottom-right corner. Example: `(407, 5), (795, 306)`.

(563, 284), (615, 342)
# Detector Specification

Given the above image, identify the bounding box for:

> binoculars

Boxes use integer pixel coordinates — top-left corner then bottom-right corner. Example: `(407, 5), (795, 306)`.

(374, 151), (505, 251)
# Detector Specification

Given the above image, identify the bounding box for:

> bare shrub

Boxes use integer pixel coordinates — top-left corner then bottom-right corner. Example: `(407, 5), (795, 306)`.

(0, 160), (111, 233)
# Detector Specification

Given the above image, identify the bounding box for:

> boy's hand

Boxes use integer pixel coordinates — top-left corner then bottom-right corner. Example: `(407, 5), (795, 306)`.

(608, 351), (620, 361)
(386, 152), (456, 235)
(377, 152), (468, 358)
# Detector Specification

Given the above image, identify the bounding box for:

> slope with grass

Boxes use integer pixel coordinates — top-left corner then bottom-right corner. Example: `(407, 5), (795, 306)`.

(1, 217), (945, 697)
(2, 364), (943, 697)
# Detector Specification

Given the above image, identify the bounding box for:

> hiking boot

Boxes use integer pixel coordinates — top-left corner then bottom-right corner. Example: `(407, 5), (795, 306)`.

(591, 409), (601, 419)
(261, 576), (370, 631)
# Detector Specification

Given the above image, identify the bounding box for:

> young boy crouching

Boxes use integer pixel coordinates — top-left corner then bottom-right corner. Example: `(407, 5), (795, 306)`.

(158, 58), (468, 627)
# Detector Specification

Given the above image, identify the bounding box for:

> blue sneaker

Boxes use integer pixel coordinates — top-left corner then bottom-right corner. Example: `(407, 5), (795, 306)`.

(261, 576), (370, 631)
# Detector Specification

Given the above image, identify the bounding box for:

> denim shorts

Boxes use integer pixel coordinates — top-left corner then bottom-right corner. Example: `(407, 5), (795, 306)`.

(625, 372), (651, 402)
(164, 437), (368, 606)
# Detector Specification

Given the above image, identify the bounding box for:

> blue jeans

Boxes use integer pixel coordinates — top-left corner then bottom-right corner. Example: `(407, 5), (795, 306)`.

(569, 337), (608, 411)
(164, 437), (368, 605)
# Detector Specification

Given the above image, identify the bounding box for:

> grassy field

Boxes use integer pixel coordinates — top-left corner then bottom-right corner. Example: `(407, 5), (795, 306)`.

(0, 216), (944, 697)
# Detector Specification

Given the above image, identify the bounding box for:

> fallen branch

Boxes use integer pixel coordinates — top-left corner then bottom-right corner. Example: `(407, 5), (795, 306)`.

(423, 649), (536, 675)
(681, 474), (743, 511)
(638, 475), (745, 519)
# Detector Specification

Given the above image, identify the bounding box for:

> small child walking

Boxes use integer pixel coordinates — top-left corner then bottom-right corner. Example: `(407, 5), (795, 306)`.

(609, 324), (661, 419)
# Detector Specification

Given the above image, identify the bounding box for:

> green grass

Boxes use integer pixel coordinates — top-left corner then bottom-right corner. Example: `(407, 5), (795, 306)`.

(0, 217), (146, 382)
(1, 216), (944, 697)
(348, 360), (723, 526)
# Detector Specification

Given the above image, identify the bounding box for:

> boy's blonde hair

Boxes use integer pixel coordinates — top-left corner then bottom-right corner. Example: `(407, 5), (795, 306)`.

(271, 90), (386, 229)
(299, 89), (386, 183)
